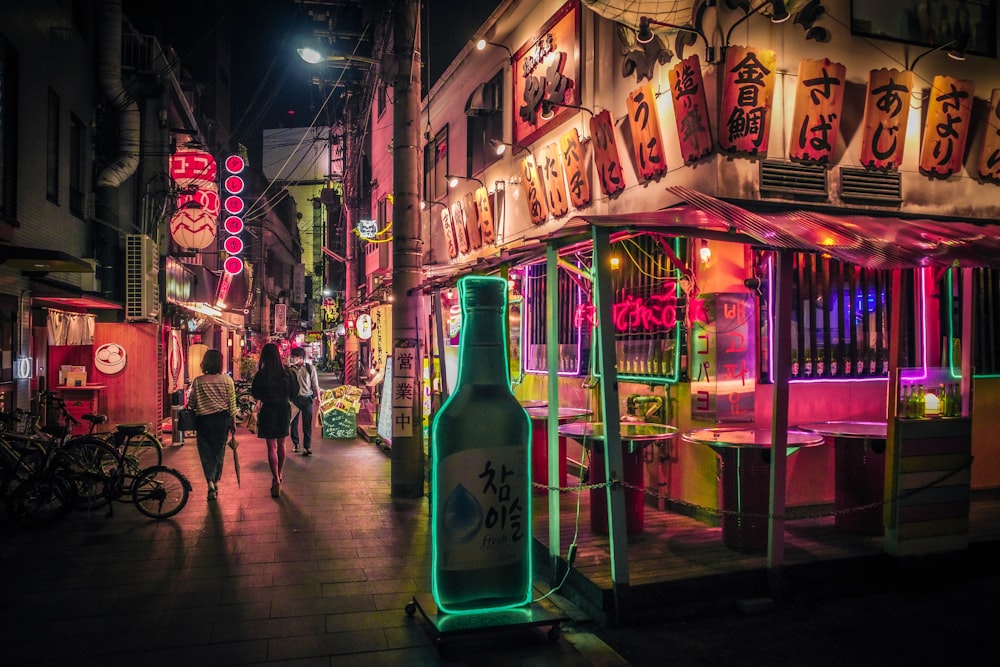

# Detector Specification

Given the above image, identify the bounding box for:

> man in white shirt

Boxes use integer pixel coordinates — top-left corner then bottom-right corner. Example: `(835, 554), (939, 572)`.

(289, 347), (321, 455)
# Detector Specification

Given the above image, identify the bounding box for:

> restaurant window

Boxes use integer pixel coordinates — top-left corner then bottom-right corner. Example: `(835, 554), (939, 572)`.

(423, 125), (448, 202)
(47, 88), (59, 203)
(606, 235), (686, 381)
(761, 252), (895, 381)
(953, 267), (1000, 376)
(521, 260), (585, 375)
(466, 70), (504, 176)
(69, 113), (86, 218)
(0, 35), (18, 221)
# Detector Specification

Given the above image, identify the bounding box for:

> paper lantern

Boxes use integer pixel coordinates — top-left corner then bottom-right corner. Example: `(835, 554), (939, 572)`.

(170, 208), (217, 250)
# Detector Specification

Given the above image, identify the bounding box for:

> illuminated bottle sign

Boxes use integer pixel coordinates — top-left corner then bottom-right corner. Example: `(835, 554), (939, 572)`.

(430, 275), (532, 614)
(223, 154), (245, 275)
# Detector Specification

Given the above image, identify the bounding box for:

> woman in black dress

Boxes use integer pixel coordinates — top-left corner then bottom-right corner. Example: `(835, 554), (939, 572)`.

(251, 343), (295, 497)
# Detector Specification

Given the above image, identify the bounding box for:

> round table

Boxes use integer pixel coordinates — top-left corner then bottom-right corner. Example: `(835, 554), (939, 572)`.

(682, 427), (825, 552)
(558, 421), (679, 535)
(798, 420), (888, 535)
(524, 406), (592, 493)
(519, 400), (548, 410)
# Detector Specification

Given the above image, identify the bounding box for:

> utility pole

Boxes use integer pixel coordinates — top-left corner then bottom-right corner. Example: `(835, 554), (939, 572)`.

(390, 0), (424, 498)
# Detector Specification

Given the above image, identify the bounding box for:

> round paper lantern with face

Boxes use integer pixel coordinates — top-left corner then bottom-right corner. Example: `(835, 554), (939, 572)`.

(95, 342), (127, 375)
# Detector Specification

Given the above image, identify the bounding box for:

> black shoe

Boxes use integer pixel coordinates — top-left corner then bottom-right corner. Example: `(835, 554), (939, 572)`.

(292, 445), (299, 452)
(303, 449), (312, 456)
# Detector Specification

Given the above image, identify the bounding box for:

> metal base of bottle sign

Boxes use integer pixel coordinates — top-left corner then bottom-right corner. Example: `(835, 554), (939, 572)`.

(405, 594), (566, 652)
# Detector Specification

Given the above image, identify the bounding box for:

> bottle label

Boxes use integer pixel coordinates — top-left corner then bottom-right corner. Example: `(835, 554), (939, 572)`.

(437, 446), (528, 572)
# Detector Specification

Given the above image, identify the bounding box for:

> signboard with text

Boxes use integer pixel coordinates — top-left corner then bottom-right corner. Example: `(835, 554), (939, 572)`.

(690, 293), (755, 423)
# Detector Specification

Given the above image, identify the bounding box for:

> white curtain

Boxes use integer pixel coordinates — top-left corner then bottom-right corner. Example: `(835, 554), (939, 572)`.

(47, 309), (96, 345)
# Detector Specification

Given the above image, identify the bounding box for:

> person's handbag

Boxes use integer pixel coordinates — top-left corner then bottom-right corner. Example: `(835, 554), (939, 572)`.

(177, 407), (197, 432)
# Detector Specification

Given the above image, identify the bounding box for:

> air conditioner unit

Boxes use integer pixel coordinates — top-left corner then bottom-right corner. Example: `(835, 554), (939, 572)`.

(125, 234), (159, 321)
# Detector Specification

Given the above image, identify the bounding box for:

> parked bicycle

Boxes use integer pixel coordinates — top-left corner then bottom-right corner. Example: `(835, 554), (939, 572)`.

(3, 393), (190, 523)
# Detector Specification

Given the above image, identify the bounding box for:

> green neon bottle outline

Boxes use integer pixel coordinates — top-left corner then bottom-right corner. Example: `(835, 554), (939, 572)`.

(430, 274), (533, 614)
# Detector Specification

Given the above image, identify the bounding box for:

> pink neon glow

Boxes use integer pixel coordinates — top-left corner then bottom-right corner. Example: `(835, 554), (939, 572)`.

(224, 256), (244, 275)
(224, 236), (244, 254)
(224, 196), (244, 215)
(225, 155), (245, 174)
(900, 267), (930, 382)
(611, 288), (678, 332)
(224, 175), (244, 194)
(224, 216), (244, 234)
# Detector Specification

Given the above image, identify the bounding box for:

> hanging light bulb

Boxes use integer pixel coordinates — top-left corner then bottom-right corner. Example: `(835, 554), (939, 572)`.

(610, 255), (621, 270)
(699, 239), (712, 266)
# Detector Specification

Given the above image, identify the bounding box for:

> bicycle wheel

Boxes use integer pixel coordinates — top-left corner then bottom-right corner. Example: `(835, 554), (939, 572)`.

(53, 438), (123, 510)
(121, 432), (163, 476)
(132, 465), (190, 519)
(5, 473), (76, 527)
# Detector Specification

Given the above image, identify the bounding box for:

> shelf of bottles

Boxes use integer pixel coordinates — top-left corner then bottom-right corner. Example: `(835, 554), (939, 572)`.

(896, 367), (966, 420)
(608, 236), (684, 382)
(786, 254), (892, 381)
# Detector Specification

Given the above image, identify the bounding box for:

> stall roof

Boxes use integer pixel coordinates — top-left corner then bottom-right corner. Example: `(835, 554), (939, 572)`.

(420, 186), (1000, 289)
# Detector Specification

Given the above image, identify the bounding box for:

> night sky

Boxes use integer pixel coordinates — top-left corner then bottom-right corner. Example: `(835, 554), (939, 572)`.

(127, 0), (498, 155)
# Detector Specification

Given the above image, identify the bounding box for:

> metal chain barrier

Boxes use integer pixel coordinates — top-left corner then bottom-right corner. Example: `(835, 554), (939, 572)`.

(531, 455), (974, 521)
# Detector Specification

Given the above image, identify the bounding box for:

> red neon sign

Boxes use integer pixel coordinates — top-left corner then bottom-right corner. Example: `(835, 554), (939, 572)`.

(612, 290), (678, 332)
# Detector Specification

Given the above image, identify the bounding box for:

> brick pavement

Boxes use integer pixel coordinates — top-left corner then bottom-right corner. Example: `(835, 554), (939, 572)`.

(0, 396), (625, 666)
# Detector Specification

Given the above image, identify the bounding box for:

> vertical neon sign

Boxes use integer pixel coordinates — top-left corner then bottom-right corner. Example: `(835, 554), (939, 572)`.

(222, 155), (245, 276)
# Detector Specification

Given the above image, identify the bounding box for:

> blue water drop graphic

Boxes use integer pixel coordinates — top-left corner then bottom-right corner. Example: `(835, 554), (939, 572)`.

(443, 484), (483, 543)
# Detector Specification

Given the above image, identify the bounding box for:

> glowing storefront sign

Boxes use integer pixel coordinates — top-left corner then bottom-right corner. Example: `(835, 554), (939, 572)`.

(691, 293), (755, 423)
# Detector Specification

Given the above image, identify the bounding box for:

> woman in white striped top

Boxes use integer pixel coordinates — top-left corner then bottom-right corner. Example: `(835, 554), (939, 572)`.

(187, 349), (237, 500)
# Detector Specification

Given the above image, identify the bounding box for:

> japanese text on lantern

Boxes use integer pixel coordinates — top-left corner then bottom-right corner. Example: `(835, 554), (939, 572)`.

(719, 46), (776, 156)
(919, 76), (974, 177)
(540, 142), (570, 217)
(977, 89), (1000, 181)
(169, 147), (219, 250)
(440, 207), (458, 259)
(690, 293), (755, 423)
(451, 201), (470, 255)
(790, 59), (846, 164)
(669, 55), (713, 163)
(626, 82), (668, 180)
(860, 68), (914, 170)
(475, 187), (496, 245)
(520, 152), (548, 224)
(589, 109), (625, 196)
(559, 127), (592, 208)
(463, 192), (483, 249)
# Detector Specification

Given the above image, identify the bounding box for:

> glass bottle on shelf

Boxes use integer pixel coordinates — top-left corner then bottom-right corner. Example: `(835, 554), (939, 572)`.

(803, 351), (813, 378)
(915, 384), (926, 418)
(938, 383), (948, 418)
(790, 349), (800, 379)
(430, 275), (532, 614)
(816, 347), (825, 378)
(899, 384), (911, 419)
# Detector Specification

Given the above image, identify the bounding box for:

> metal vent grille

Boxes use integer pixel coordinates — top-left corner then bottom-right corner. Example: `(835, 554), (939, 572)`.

(840, 167), (902, 205)
(760, 160), (828, 201)
(125, 234), (159, 322)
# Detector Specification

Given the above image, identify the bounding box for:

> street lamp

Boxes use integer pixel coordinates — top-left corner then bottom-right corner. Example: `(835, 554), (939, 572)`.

(446, 174), (485, 189)
(297, 46), (379, 66)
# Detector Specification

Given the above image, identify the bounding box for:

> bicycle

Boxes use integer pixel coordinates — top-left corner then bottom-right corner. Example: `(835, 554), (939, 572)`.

(39, 395), (190, 519)
(235, 380), (256, 425)
(0, 409), (80, 526)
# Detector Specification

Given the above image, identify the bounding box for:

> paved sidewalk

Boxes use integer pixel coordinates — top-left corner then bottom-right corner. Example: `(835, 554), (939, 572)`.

(0, 405), (625, 666)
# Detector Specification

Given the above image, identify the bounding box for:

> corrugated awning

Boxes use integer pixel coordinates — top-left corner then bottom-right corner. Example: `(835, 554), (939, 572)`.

(420, 186), (1000, 289)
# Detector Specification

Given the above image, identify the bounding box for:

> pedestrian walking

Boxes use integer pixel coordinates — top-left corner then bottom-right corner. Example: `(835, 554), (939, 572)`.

(186, 348), (237, 500)
(251, 342), (297, 497)
(289, 347), (322, 456)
